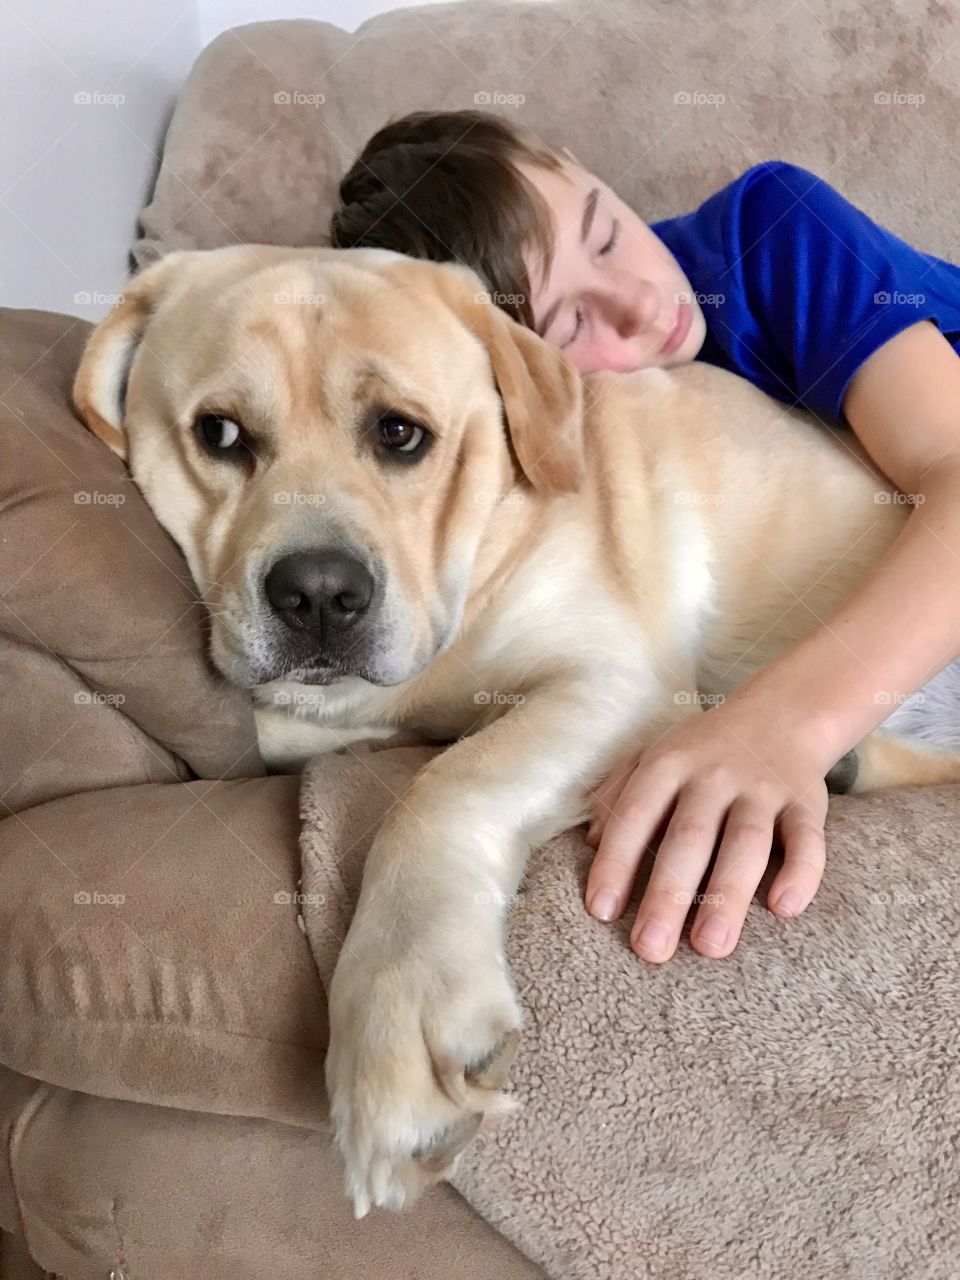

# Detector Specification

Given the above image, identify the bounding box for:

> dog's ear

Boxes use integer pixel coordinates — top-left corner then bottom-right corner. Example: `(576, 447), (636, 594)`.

(480, 299), (585, 494)
(71, 252), (187, 459)
(412, 263), (585, 494)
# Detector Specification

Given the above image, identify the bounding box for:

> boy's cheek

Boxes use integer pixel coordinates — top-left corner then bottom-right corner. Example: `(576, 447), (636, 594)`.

(668, 304), (707, 366)
(575, 343), (639, 375)
(688, 306), (709, 358)
(566, 339), (606, 376)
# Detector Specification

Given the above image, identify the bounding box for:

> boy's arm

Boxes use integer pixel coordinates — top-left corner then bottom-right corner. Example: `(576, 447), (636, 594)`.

(806, 319), (960, 736)
(585, 319), (960, 962)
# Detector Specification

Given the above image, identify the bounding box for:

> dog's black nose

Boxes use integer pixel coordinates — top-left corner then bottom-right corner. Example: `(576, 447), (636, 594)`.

(265, 549), (374, 634)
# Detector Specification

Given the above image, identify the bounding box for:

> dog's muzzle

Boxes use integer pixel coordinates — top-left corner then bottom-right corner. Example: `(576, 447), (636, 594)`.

(265, 548), (374, 637)
(255, 545), (384, 682)
(219, 537), (431, 690)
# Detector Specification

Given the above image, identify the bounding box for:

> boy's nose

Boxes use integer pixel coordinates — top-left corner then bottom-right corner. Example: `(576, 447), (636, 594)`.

(599, 275), (660, 339)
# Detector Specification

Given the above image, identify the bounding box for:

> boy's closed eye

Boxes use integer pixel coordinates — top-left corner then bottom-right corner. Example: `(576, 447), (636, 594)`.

(561, 219), (622, 348)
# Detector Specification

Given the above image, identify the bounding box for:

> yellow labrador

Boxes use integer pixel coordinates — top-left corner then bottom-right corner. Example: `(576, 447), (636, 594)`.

(73, 245), (960, 1217)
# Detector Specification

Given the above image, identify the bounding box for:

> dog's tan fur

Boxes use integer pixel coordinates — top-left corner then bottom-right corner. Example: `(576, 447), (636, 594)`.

(73, 245), (960, 1216)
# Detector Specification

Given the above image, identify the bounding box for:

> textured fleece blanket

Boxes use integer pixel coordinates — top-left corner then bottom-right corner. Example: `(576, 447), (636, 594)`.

(299, 743), (960, 1280)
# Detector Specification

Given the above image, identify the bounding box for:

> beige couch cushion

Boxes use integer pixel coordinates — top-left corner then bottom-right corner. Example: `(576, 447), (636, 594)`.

(0, 308), (263, 813)
(0, 774), (326, 1128)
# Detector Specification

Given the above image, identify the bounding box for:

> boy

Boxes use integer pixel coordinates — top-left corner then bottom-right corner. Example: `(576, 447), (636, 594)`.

(331, 110), (960, 964)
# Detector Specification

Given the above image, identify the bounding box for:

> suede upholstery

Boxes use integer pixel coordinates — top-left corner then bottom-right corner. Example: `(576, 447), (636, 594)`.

(2, 1), (959, 1276)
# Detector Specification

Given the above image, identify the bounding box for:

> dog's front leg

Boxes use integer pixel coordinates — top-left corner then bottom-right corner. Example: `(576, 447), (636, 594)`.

(324, 673), (672, 1217)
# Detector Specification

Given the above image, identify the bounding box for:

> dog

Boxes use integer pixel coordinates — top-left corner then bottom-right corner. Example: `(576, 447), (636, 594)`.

(72, 244), (960, 1217)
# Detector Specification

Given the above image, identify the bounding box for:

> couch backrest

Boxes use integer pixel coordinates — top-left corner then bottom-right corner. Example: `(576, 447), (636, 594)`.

(134, 0), (960, 272)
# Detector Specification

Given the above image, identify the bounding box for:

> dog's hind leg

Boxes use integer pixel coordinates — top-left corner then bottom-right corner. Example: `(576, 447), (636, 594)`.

(826, 731), (960, 794)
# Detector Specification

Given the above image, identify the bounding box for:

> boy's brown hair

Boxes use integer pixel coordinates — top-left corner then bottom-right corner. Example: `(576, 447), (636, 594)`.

(330, 109), (562, 328)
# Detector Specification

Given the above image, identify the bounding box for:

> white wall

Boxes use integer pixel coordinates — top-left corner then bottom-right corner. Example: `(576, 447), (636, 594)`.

(0, 0), (201, 318)
(0, 0), (443, 319)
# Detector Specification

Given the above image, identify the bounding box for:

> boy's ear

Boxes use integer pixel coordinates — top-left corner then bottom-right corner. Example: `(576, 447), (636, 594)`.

(72, 252), (188, 459)
(411, 263), (585, 494)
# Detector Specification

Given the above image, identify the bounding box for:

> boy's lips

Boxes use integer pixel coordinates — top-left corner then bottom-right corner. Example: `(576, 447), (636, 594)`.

(657, 300), (692, 357)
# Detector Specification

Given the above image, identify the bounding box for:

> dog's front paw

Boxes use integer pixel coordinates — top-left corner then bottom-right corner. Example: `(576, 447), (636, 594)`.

(325, 942), (522, 1217)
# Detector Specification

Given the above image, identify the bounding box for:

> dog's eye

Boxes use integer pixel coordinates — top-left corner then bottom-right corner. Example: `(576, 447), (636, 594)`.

(195, 413), (243, 454)
(377, 413), (428, 458)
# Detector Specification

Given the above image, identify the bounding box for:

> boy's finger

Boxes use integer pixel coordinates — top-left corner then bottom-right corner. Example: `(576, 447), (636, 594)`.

(587, 753), (640, 830)
(768, 799), (827, 919)
(585, 759), (680, 923)
(629, 783), (729, 962)
(690, 797), (776, 958)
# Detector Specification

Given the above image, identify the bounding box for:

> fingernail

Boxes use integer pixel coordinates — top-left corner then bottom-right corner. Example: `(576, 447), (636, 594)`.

(774, 888), (805, 917)
(695, 916), (729, 950)
(633, 919), (670, 955)
(589, 888), (619, 920)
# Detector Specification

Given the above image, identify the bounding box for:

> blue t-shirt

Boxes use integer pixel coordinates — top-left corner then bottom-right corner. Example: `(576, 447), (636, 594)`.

(650, 162), (960, 423)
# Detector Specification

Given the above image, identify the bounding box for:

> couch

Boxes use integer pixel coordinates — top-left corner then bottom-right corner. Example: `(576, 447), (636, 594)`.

(2, 2), (959, 1276)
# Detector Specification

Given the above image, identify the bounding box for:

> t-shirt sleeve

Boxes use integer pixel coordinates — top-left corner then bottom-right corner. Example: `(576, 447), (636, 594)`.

(737, 161), (950, 421)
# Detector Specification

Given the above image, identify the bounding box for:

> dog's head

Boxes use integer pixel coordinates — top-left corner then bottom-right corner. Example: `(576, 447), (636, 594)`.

(73, 246), (583, 689)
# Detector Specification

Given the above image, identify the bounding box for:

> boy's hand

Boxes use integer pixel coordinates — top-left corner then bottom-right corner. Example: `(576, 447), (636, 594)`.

(584, 705), (830, 962)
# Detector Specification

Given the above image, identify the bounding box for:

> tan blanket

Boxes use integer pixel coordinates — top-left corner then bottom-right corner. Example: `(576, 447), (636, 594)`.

(300, 744), (959, 1280)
